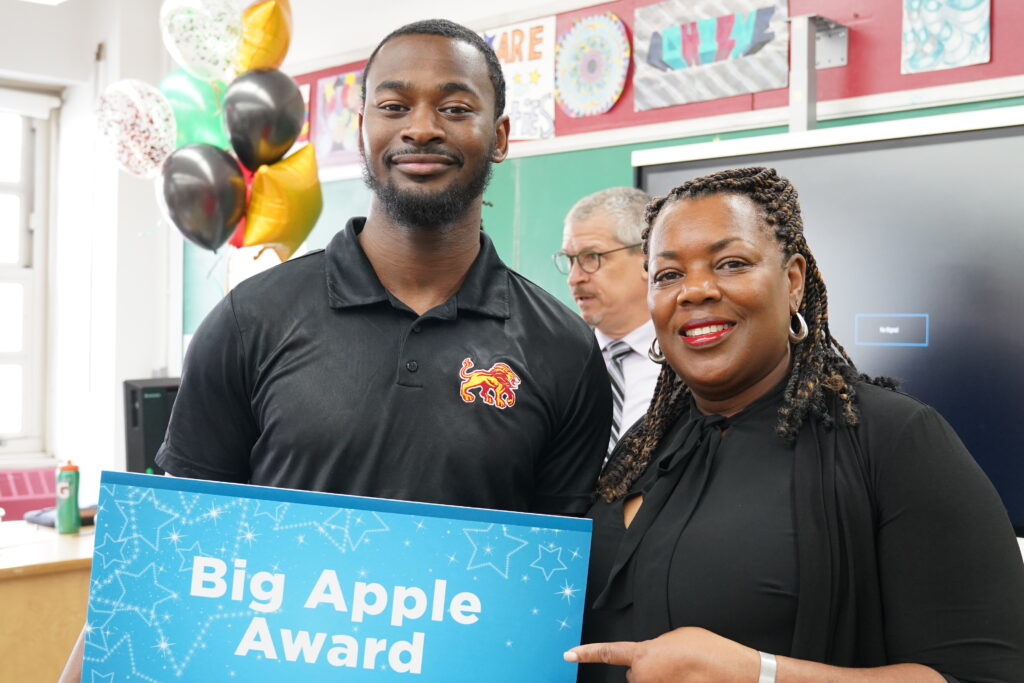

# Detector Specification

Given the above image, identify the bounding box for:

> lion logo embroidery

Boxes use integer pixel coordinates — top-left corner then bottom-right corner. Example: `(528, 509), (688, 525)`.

(459, 357), (521, 409)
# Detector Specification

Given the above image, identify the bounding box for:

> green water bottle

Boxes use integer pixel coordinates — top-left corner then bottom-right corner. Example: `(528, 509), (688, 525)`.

(55, 460), (80, 534)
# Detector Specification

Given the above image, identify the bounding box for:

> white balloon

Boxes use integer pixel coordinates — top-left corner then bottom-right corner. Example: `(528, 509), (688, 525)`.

(95, 80), (177, 178)
(160, 0), (242, 82)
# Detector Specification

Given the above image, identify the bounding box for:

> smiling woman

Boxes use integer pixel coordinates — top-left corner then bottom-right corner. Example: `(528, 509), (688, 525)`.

(570, 167), (1024, 683)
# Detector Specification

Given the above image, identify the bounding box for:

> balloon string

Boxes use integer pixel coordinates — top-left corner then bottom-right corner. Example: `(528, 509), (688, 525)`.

(205, 251), (226, 280)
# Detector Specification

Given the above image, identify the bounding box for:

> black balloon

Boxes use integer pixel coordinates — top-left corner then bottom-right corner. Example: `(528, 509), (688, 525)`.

(224, 69), (305, 171)
(159, 144), (246, 251)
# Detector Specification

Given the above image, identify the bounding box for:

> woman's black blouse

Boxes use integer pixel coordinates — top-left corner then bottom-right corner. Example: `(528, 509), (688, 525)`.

(581, 382), (797, 683)
(579, 381), (1024, 683)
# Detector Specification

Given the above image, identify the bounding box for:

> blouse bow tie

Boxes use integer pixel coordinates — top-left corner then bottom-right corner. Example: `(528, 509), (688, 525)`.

(593, 410), (730, 612)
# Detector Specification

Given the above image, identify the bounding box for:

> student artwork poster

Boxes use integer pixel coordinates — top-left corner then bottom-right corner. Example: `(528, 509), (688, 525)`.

(82, 472), (591, 681)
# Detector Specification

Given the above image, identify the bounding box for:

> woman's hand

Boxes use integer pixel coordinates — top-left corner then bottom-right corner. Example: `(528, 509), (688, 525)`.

(564, 626), (759, 683)
(565, 627), (947, 682)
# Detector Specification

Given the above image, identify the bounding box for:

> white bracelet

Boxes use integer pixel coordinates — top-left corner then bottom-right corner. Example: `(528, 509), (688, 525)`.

(758, 651), (777, 683)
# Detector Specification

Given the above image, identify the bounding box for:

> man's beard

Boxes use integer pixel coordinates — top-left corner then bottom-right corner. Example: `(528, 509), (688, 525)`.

(363, 150), (494, 230)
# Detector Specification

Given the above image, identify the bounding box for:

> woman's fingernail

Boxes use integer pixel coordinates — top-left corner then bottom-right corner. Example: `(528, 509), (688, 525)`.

(564, 650), (579, 662)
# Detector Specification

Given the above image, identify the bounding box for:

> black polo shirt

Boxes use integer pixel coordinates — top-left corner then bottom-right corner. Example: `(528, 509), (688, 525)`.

(156, 218), (611, 515)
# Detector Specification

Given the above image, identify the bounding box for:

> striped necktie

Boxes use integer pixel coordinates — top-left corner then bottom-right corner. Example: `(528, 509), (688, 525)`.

(606, 340), (632, 456)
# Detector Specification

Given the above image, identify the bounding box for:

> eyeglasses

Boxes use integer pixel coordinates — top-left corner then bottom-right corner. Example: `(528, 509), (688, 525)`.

(552, 243), (642, 274)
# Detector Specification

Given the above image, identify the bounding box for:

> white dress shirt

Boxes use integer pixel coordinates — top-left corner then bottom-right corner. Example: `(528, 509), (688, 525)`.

(595, 320), (661, 440)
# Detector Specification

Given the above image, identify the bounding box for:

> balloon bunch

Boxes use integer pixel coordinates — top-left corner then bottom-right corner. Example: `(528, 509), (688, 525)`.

(96, 0), (322, 259)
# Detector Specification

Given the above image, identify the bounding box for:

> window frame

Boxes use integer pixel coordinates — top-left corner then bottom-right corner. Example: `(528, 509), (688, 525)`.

(0, 111), (49, 458)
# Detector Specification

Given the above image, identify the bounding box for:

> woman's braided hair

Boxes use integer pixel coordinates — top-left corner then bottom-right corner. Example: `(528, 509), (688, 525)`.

(597, 167), (896, 502)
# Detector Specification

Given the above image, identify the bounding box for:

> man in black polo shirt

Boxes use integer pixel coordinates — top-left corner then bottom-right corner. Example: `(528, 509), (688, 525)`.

(154, 20), (611, 516)
(60, 20), (610, 682)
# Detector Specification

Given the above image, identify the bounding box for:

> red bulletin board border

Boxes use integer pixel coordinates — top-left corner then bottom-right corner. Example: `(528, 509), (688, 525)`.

(554, 0), (1024, 138)
(293, 1), (1024, 143)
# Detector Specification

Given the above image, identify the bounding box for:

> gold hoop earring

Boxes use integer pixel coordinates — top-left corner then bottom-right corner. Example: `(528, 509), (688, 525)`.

(789, 310), (808, 343)
(648, 338), (666, 364)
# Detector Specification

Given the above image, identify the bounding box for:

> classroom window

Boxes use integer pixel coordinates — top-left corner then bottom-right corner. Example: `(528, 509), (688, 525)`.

(0, 109), (48, 457)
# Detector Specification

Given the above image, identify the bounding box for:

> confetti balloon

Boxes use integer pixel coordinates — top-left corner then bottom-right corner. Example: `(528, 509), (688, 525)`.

(160, 0), (243, 82)
(96, 80), (177, 178)
(234, 0), (292, 73)
(244, 144), (322, 260)
(158, 144), (246, 251)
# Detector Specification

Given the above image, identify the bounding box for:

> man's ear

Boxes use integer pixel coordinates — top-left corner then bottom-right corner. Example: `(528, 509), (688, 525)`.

(357, 112), (365, 158)
(491, 114), (510, 163)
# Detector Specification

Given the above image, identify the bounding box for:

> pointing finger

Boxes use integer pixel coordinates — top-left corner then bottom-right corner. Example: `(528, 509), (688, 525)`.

(564, 641), (641, 666)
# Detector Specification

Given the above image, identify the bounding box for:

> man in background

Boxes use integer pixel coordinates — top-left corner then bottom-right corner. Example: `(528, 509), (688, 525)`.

(559, 187), (659, 457)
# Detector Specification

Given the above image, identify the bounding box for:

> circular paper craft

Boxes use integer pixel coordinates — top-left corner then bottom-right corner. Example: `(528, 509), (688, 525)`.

(554, 13), (630, 118)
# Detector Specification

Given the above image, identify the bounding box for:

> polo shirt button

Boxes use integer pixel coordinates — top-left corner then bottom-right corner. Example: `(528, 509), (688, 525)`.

(406, 360), (419, 372)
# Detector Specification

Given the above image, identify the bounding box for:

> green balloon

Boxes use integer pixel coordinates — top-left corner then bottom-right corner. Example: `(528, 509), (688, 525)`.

(159, 69), (229, 149)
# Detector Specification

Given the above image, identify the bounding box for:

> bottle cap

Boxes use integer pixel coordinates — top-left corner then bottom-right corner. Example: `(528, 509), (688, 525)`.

(59, 460), (78, 472)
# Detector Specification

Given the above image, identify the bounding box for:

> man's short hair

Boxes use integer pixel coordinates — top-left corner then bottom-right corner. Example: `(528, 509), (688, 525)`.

(565, 187), (651, 246)
(361, 19), (506, 119)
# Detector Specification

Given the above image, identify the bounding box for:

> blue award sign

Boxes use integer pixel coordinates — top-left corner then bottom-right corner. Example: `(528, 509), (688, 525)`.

(83, 472), (592, 681)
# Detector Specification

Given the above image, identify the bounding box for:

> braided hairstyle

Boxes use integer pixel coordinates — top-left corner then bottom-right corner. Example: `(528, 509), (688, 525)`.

(598, 167), (896, 502)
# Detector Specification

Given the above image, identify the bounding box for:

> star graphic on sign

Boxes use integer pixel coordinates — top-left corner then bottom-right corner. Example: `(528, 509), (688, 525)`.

(205, 503), (225, 522)
(112, 563), (177, 626)
(175, 541), (205, 572)
(164, 527), (185, 545)
(464, 524), (528, 578)
(115, 489), (178, 550)
(153, 636), (174, 656)
(83, 619), (112, 654)
(238, 523), (258, 545)
(556, 579), (579, 602)
(90, 672), (115, 683)
(328, 510), (390, 550)
(530, 544), (568, 581)
(253, 501), (289, 524)
(92, 532), (130, 569)
(557, 617), (571, 630)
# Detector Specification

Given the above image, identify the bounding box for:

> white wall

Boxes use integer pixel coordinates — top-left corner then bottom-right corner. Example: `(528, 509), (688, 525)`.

(4, 0), (170, 504)
(0, 0), (95, 85)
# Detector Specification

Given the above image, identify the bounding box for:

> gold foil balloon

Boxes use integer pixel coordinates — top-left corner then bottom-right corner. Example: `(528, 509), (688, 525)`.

(244, 144), (322, 260)
(234, 0), (292, 72)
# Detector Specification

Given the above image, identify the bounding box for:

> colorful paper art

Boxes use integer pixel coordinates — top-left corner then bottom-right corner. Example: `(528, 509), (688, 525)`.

(632, 0), (789, 111)
(312, 68), (363, 168)
(554, 13), (631, 118)
(483, 17), (556, 140)
(901, 0), (990, 74)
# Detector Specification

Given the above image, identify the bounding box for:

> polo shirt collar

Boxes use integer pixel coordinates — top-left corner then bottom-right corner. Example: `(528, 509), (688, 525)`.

(325, 217), (510, 319)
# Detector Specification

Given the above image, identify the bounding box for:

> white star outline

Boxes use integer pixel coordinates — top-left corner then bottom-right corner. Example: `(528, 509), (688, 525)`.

(463, 524), (529, 578)
(530, 543), (568, 581)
